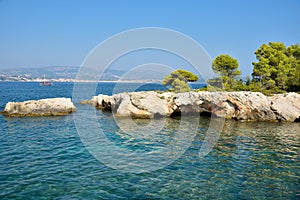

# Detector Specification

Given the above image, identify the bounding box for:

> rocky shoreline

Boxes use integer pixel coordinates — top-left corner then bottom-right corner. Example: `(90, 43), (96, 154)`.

(81, 91), (300, 122)
(1, 91), (299, 122)
(2, 98), (76, 117)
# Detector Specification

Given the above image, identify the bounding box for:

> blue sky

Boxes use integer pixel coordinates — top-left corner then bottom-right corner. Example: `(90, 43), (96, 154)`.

(0, 0), (299, 76)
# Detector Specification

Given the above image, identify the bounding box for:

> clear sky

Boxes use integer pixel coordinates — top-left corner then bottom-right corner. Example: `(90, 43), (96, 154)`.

(0, 0), (299, 76)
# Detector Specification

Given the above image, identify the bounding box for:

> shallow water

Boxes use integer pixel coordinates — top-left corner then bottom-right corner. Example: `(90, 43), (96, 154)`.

(0, 82), (299, 199)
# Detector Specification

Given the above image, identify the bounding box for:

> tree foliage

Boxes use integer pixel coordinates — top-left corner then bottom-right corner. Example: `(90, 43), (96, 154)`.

(162, 69), (198, 93)
(210, 54), (241, 91)
(252, 42), (300, 93)
(286, 44), (300, 91)
(187, 42), (299, 94)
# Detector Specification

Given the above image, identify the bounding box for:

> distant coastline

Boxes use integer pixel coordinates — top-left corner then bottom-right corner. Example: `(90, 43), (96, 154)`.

(0, 78), (167, 83)
(0, 66), (174, 83)
(0, 75), (205, 84)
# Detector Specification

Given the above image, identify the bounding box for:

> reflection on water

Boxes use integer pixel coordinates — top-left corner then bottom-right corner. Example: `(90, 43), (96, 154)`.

(0, 107), (299, 199)
(91, 110), (300, 199)
(111, 117), (199, 149)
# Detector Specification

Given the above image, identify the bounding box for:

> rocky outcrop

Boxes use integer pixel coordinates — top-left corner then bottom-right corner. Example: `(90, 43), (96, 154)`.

(2, 98), (76, 117)
(270, 93), (300, 122)
(81, 91), (300, 122)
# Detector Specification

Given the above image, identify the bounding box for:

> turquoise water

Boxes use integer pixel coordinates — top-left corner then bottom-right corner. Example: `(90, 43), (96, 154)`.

(0, 82), (299, 199)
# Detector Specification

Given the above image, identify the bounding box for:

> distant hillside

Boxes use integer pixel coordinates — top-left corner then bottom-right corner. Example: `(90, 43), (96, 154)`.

(0, 66), (78, 79)
(0, 66), (205, 82)
(0, 66), (124, 81)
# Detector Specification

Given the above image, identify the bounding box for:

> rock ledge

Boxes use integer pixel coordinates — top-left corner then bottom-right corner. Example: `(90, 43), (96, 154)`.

(81, 91), (300, 122)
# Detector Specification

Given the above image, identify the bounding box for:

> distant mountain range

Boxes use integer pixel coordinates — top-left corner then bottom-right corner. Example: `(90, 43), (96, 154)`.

(0, 66), (93, 79)
(0, 66), (206, 83)
(0, 66), (165, 82)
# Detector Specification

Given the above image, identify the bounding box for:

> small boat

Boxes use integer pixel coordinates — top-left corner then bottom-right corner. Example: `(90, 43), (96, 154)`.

(40, 74), (53, 86)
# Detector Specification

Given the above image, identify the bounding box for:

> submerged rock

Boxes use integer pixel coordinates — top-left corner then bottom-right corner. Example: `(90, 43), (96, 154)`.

(82, 91), (300, 122)
(3, 98), (76, 117)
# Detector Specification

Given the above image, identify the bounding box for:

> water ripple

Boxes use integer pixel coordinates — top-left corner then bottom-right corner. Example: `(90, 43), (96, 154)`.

(0, 83), (299, 199)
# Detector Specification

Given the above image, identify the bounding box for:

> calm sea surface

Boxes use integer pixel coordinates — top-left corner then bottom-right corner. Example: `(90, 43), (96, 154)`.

(0, 82), (299, 199)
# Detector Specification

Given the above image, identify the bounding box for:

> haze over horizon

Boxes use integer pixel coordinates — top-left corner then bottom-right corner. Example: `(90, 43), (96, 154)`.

(0, 0), (300, 77)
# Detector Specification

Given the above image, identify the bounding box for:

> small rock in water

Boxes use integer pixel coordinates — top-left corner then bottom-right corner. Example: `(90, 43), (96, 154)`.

(2, 98), (76, 117)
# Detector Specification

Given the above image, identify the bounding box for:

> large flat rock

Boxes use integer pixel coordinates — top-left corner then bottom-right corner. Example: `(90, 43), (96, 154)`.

(3, 98), (76, 117)
(81, 91), (300, 122)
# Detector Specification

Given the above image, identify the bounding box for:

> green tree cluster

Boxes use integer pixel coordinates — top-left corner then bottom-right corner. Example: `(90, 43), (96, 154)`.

(208, 42), (300, 94)
(162, 69), (198, 93)
(162, 42), (299, 94)
(252, 42), (299, 93)
(287, 44), (300, 91)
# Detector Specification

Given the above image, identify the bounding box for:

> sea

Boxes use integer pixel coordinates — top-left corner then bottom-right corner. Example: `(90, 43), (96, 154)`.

(0, 82), (299, 199)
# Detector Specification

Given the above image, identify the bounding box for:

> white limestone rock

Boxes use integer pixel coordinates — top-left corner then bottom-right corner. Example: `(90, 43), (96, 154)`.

(3, 98), (76, 117)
